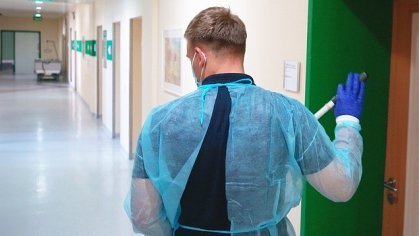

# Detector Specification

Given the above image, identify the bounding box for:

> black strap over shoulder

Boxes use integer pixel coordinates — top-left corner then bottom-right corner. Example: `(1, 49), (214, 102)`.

(176, 73), (253, 235)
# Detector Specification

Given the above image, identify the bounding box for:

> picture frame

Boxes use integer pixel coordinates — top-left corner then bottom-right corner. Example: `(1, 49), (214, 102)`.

(162, 29), (184, 96)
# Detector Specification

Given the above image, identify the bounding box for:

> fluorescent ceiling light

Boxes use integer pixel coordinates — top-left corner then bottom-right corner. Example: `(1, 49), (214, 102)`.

(36, 6), (42, 10)
(35, 1), (43, 4)
(35, 13), (41, 17)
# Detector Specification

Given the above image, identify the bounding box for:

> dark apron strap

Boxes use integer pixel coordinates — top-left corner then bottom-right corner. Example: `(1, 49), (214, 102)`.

(176, 86), (232, 235)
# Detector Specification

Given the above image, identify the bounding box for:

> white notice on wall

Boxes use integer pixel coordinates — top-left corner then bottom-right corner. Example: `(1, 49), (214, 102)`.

(283, 60), (300, 92)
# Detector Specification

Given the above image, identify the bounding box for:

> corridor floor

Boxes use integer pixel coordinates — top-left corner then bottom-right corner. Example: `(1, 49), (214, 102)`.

(0, 75), (137, 236)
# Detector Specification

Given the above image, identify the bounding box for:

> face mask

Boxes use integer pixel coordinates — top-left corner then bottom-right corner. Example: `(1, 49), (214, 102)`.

(191, 51), (206, 87)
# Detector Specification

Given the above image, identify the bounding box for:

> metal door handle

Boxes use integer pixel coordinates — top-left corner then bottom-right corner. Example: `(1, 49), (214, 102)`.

(384, 178), (398, 192)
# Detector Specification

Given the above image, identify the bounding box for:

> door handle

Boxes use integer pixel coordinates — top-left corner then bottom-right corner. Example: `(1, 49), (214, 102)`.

(384, 178), (398, 192)
(384, 177), (398, 205)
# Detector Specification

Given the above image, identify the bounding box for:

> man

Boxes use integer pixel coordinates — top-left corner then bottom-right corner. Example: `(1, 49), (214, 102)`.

(125, 6), (365, 236)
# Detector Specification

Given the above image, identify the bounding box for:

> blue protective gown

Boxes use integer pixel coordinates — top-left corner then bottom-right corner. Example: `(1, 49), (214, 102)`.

(126, 73), (363, 236)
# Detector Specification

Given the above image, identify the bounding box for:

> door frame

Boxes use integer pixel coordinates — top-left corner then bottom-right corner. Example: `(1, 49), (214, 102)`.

(112, 22), (121, 138)
(383, 1), (419, 235)
(69, 28), (72, 84)
(61, 20), (68, 82)
(129, 17), (142, 159)
(74, 31), (77, 91)
(404, 12), (419, 235)
(96, 26), (103, 118)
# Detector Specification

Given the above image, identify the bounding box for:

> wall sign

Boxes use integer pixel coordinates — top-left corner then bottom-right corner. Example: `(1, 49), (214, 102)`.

(84, 40), (96, 56)
(106, 40), (112, 61)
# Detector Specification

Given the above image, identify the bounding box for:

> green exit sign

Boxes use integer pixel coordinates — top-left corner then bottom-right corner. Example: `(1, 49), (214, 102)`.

(33, 15), (42, 21)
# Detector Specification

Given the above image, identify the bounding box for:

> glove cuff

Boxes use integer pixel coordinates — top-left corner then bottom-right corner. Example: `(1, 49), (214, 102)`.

(336, 115), (359, 124)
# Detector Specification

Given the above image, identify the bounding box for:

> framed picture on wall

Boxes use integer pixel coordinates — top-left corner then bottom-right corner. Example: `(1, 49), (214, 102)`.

(162, 29), (184, 96)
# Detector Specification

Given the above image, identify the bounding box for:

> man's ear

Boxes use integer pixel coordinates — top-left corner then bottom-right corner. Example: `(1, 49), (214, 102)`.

(194, 47), (207, 67)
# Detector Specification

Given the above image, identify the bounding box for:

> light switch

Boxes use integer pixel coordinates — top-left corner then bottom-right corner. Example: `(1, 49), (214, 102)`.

(283, 60), (300, 92)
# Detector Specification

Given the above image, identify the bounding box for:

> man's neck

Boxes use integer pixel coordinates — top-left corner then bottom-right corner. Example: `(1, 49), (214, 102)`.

(204, 58), (245, 78)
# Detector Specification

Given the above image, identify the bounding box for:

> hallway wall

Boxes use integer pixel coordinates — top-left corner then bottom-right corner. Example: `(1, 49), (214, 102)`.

(158, 0), (308, 104)
(0, 16), (61, 61)
(93, 0), (158, 152)
(66, 0), (159, 154)
(67, 4), (97, 116)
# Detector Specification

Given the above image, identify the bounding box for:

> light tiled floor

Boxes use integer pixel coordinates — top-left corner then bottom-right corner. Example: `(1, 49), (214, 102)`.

(0, 74), (137, 236)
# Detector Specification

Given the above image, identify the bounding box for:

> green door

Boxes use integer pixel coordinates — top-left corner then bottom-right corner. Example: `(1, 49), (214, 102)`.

(302, 1), (392, 235)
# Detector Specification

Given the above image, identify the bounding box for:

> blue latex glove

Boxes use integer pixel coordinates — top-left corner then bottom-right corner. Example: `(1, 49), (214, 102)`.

(334, 72), (365, 119)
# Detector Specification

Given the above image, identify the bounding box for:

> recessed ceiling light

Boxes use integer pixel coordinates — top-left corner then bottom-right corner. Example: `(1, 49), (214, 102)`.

(36, 6), (42, 10)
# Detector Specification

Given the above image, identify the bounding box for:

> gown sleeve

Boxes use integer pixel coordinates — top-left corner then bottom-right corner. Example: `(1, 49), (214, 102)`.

(124, 120), (173, 235)
(293, 100), (363, 202)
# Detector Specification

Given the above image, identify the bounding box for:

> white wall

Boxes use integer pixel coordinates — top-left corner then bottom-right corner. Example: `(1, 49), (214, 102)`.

(0, 16), (61, 61)
(67, 0), (158, 146)
(94, 0), (159, 152)
(404, 12), (419, 236)
(66, 3), (97, 113)
(158, 0), (308, 105)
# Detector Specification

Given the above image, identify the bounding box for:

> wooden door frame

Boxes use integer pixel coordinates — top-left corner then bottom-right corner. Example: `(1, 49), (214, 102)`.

(69, 28), (72, 83)
(112, 21), (121, 138)
(74, 31), (77, 92)
(383, 1), (419, 235)
(129, 17), (142, 159)
(62, 20), (67, 81)
(96, 26), (103, 118)
(404, 12), (419, 235)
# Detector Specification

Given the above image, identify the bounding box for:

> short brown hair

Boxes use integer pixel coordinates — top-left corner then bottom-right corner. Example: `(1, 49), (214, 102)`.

(184, 7), (247, 55)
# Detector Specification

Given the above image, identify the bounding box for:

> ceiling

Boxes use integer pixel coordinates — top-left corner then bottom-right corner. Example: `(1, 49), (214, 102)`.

(0, 0), (92, 19)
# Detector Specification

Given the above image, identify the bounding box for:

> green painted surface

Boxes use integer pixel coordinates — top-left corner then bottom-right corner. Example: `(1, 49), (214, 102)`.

(76, 40), (82, 52)
(1, 31), (14, 60)
(33, 15), (42, 21)
(106, 40), (112, 61)
(302, 1), (392, 236)
(84, 40), (96, 57)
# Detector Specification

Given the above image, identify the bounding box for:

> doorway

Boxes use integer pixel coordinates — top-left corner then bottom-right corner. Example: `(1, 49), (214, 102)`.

(69, 28), (72, 84)
(112, 22), (121, 138)
(0, 31), (15, 74)
(129, 17), (142, 158)
(61, 24), (68, 82)
(96, 26), (103, 118)
(383, 1), (419, 234)
(302, 1), (392, 235)
(15, 32), (40, 75)
(1, 31), (40, 75)
(73, 31), (77, 91)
